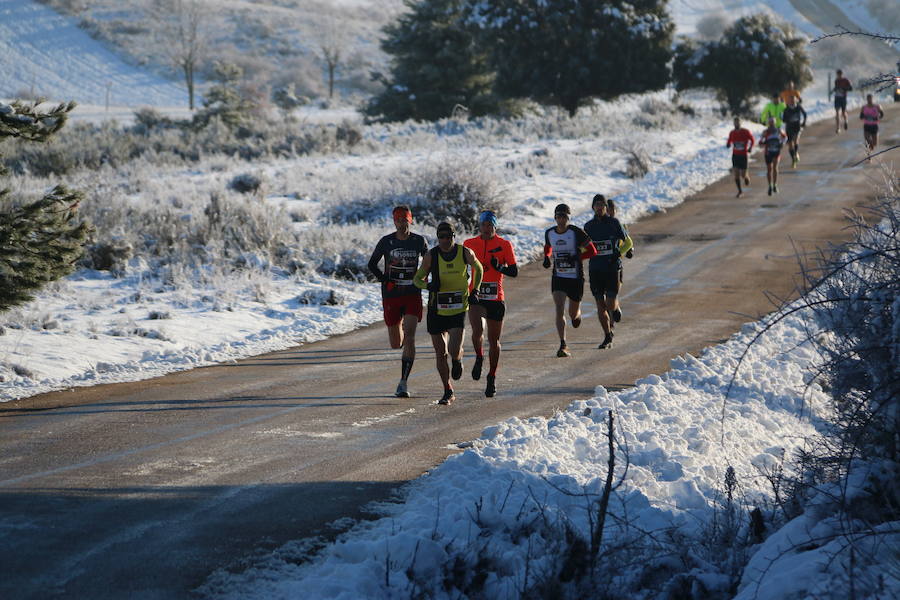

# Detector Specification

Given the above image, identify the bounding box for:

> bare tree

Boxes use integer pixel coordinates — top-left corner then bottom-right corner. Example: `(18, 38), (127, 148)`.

(317, 18), (346, 101)
(150, 0), (207, 110)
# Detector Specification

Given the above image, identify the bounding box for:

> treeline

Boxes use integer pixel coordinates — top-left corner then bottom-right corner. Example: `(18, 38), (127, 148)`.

(365, 0), (812, 121)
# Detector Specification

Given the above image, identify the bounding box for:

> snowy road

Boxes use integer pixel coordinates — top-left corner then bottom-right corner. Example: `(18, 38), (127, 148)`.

(0, 109), (897, 599)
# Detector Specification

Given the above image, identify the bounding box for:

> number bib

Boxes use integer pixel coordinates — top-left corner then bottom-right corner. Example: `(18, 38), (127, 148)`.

(594, 240), (613, 256)
(437, 291), (464, 311)
(555, 255), (577, 275)
(389, 269), (414, 286)
(734, 141), (746, 151)
(478, 282), (499, 301)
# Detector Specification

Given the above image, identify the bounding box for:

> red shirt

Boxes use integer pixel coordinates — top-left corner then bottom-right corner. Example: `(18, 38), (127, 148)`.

(727, 128), (755, 155)
(464, 234), (516, 301)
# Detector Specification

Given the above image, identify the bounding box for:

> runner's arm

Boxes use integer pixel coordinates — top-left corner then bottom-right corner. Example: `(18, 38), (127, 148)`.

(413, 252), (432, 290)
(367, 241), (387, 282)
(465, 247), (484, 292)
(800, 106), (807, 126)
(618, 234), (634, 257)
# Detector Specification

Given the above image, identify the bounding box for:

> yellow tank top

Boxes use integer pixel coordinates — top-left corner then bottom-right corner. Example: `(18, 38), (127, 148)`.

(434, 245), (469, 316)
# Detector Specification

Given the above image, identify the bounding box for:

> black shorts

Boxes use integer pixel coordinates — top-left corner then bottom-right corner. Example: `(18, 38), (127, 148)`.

(470, 298), (506, 322)
(864, 124), (878, 135)
(426, 310), (465, 335)
(834, 96), (847, 111)
(731, 154), (748, 170)
(551, 276), (584, 302)
(589, 270), (621, 300)
(764, 151), (781, 165)
(786, 123), (801, 141)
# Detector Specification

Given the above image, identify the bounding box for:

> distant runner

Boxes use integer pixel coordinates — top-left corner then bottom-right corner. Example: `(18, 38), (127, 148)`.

(860, 94), (885, 159)
(464, 210), (518, 397)
(543, 203), (597, 357)
(782, 96), (807, 168)
(584, 194), (631, 350)
(413, 222), (483, 405)
(368, 206), (428, 398)
(759, 117), (787, 196)
(834, 69), (853, 133)
(759, 92), (785, 128)
(726, 117), (755, 198)
(780, 81), (802, 106)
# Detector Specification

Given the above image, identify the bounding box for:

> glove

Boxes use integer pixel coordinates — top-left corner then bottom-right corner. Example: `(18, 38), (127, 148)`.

(469, 290), (479, 304)
(542, 256), (551, 269)
(490, 256), (501, 271)
(427, 280), (440, 293)
(625, 249), (634, 259)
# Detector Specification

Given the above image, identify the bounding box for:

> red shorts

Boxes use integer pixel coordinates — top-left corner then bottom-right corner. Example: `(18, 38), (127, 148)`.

(383, 294), (423, 327)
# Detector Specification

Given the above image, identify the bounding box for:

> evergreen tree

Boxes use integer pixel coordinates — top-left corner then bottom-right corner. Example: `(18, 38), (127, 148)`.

(0, 100), (90, 312)
(192, 62), (254, 129)
(673, 14), (812, 115)
(364, 0), (497, 122)
(468, 0), (674, 116)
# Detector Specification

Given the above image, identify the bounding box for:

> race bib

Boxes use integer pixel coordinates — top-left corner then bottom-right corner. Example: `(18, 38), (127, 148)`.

(389, 269), (414, 285)
(835, 88), (847, 98)
(594, 240), (613, 256)
(555, 256), (577, 275)
(437, 291), (464, 310)
(734, 141), (746, 150)
(479, 282), (499, 301)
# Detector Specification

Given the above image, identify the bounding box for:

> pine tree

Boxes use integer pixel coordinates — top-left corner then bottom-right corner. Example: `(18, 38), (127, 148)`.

(469, 0), (675, 116)
(364, 0), (497, 122)
(192, 62), (254, 129)
(0, 100), (90, 312)
(673, 14), (813, 115)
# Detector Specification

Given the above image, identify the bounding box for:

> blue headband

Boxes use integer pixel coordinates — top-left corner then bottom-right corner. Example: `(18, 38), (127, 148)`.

(479, 211), (498, 226)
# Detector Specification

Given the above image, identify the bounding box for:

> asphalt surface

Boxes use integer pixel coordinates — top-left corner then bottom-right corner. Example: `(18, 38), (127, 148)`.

(1, 106), (896, 599)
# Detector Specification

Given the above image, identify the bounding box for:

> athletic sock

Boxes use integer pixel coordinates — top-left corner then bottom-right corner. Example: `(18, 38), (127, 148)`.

(401, 357), (414, 381)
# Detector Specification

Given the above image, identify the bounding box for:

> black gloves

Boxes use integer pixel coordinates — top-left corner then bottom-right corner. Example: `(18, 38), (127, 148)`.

(542, 256), (551, 269)
(490, 256), (501, 270)
(427, 280), (440, 293)
(625, 248), (634, 259)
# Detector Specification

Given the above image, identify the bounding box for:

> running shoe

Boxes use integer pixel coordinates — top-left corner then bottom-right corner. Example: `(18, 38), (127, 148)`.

(792, 157), (798, 169)
(557, 343), (571, 358)
(773, 184), (778, 194)
(471, 355), (483, 380)
(743, 176), (750, 186)
(767, 186), (773, 196)
(438, 388), (455, 405)
(598, 332), (614, 349)
(395, 379), (410, 398)
(611, 308), (622, 323)
(736, 191), (743, 198)
(451, 359), (463, 380)
(844, 121), (848, 131)
(572, 313), (582, 328)
(485, 375), (496, 397)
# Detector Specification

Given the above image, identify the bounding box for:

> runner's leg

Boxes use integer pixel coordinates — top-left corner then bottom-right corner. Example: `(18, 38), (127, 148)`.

(486, 318), (503, 376)
(447, 327), (464, 365)
(432, 332), (450, 390)
(553, 290), (567, 343)
(468, 304), (486, 358)
(595, 296), (611, 335)
(400, 313), (417, 380)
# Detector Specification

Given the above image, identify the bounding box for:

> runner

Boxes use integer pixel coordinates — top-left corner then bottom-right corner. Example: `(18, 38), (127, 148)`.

(367, 205), (428, 398)
(834, 69), (853, 133)
(584, 194), (630, 350)
(542, 203), (597, 357)
(859, 93), (885, 159)
(726, 117), (755, 197)
(782, 96), (807, 168)
(759, 92), (785, 128)
(780, 81), (802, 106)
(464, 210), (518, 397)
(413, 222), (483, 405)
(759, 117), (787, 196)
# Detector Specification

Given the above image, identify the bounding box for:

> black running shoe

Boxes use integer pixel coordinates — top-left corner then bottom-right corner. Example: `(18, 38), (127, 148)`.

(598, 332), (614, 349)
(557, 343), (571, 358)
(612, 308), (622, 323)
(572, 313), (582, 328)
(471, 355), (483, 381)
(485, 375), (496, 397)
(451, 359), (463, 380)
(438, 388), (455, 405)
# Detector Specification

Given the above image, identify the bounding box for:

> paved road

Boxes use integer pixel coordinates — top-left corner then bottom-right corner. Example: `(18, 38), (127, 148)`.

(1, 108), (896, 599)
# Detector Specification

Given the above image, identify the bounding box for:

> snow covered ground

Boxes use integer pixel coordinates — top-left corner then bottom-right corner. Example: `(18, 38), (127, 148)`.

(195, 289), (898, 599)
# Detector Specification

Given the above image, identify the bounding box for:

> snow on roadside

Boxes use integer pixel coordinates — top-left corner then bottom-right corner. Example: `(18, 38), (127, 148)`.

(0, 1), (187, 106)
(196, 293), (837, 599)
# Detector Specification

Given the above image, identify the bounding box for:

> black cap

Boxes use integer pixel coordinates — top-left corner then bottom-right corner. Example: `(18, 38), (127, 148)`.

(592, 194), (606, 207)
(554, 203), (571, 215)
(436, 222), (455, 235)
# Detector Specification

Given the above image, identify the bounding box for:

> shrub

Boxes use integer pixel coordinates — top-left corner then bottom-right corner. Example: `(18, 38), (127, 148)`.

(228, 173), (263, 195)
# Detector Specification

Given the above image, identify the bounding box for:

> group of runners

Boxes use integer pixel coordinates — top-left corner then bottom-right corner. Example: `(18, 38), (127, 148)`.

(368, 198), (633, 405)
(726, 70), (887, 198)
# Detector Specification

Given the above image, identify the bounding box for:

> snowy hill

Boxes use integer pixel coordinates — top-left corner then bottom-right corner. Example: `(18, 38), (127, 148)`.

(0, 1), (188, 106)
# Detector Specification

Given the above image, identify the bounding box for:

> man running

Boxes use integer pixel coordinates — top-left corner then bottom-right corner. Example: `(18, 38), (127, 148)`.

(368, 205), (428, 398)
(860, 94), (885, 158)
(782, 96), (807, 168)
(780, 81), (802, 106)
(584, 194), (630, 350)
(413, 222), (483, 405)
(543, 203), (596, 357)
(464, 210), (517, 397)
(759, 117), (787, 196)
(726, 117), (755, 197)
(834, 69), (853, 133)
(759, 92), (785, 128)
